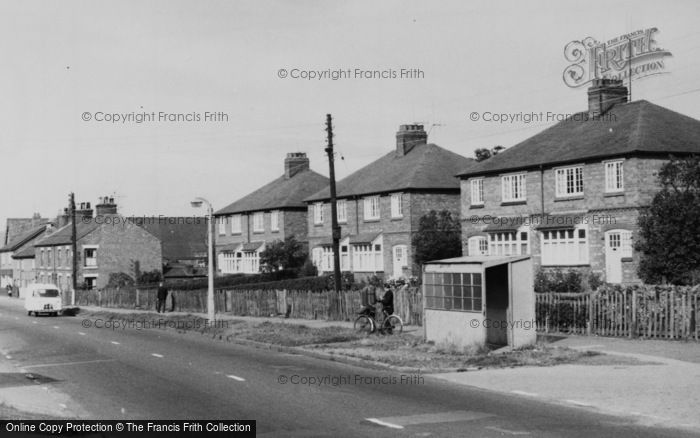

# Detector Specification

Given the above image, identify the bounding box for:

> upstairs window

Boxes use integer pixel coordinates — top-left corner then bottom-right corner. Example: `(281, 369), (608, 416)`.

(253, 212), (264, 233)
(337, 200), (347, 223)
(390, 193), (403, 218)
(363, 196), (380, 221)
(84, 247), (97, 268)
(555, 166), (584, 197)
(470, 178), (484, 205)
(313, 203), (324, 225)
(605, 161), (624, 192)
(270, 210), (280, 232)
(231, 215), (242, 234)
(218, 217), (227, 235)
(502, 174), (526, 202)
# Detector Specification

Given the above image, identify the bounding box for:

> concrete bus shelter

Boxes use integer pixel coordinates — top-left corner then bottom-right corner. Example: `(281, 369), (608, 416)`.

(423, 255), (534, 349)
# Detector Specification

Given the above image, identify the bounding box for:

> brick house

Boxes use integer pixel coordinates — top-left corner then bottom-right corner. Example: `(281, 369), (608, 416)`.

(1, 214), (48, 287)
(458, 79), (700, 285)
(0, 223), (52, 291)
(305, 124), (474, 280)
(213, 153), (329, 274)
(129, 215), (207, 278)
(33, 201), (162, 291)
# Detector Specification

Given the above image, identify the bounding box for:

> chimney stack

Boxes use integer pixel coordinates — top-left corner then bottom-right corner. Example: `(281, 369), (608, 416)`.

(588, 79), (628, 118)
(396, 124), (427, 157)
(56, 208), (70, 228)
(284, 152), (310, 179)
(96, 196), (118, 216)
(31, 212), (41, 227)
(76, 202), (93, 220)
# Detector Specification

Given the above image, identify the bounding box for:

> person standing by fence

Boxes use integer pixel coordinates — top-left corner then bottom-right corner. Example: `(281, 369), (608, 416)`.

(156, 281), (168, 313)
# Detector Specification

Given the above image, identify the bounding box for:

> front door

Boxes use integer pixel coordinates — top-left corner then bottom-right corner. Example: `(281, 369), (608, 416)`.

(392, 245), (406, 279)
(605, 231), (623, 283)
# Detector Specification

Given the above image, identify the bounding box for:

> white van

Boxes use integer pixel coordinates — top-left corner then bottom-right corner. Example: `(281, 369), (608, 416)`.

(25, 283), (62, 316)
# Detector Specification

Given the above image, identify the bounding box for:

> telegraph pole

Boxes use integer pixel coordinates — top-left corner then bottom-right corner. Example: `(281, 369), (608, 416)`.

(69, 193), (78, 306)
(325, 114), (342, 303)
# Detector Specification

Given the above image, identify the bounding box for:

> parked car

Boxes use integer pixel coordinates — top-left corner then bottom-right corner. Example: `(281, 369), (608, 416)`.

(25, 283), (62, 316)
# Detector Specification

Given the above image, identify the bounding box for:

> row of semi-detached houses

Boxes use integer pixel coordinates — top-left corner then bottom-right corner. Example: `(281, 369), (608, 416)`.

(0, 198), (208, 294)
(213, 78), (700, 285)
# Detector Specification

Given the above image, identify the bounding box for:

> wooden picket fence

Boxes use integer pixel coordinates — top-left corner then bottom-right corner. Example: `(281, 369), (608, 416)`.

(73, 285), (423, 326)
(536, 286), (700, 340)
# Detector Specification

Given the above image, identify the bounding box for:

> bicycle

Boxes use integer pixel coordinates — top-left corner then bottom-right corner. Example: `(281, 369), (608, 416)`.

(353, 304), (403, 335)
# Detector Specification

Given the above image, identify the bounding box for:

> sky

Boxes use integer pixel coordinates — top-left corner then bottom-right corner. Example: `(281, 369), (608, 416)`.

(1, 0), (699, 228)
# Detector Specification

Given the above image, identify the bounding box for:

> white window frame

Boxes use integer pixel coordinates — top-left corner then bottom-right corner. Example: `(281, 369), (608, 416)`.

(351, 235), (383, 272)
(270, 210), (280, 232)
(605, 160), (624, 193)
(470, 178), (484, 205)
(488, 228), (530, 257)
(230, 215), (241, 234)
(555, 165), (584, 197)
(337, 200), (347, 223)
(390, 193), (403, 218)
(218, 216), (227, 236)
(82, 245), (99, 269)
(501, 173), (527, 202)
(252, 212), (264, 233)
(313, 203), (324, 225)
(541, 225), (589, 266)
(468, 236), (489, 256)
(363, 196), (381, 221)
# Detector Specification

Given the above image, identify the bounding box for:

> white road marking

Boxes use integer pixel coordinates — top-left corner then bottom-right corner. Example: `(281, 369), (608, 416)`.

(565, 399), (594, 407)
(111, 341), (120, 345)
(58, 403), (67, 409)
(485, 426), (531, 435)
(366, 418), (404, 429)
(151, 353), (164, 358)
(22, 359), (116, 369)
(367, 411), (495, 428)
(53, 326), (60, 329)
(78, 332), (86, 335)
(5, 355), (12, 360)
(32, 321), (38, 324)
(511, 390), (539, 397)
(226, 375), (245, 382)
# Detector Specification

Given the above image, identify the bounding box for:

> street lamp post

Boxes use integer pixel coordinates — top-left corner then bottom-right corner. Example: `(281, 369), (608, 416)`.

(191, 197), (215, 322)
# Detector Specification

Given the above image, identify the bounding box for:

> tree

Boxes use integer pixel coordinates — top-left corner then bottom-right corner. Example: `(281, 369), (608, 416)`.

(259, 235), (307, 272)
(412, 210), (462, 267)
(474, 145), (505, 162)
(636, 156), (700, 285)
(106, 272), (135, 289)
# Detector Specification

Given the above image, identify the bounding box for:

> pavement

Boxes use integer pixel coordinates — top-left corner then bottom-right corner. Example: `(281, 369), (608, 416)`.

(0, 295), (694, 437)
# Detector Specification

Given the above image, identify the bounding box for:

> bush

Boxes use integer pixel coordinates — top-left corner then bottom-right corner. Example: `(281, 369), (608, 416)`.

(229, 275), (333, 292)
(534, 268), (583, 293)
(299, 259), (318, 277)
(144, 270), (298, 290)
(106, 272), (135, 289)
(587, 272), (603, 291)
